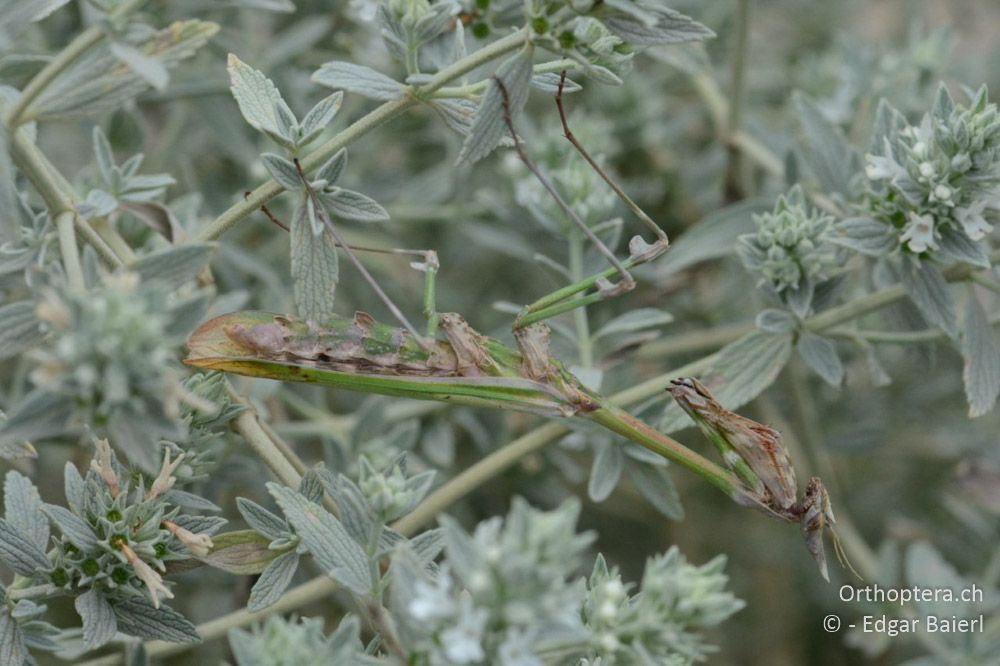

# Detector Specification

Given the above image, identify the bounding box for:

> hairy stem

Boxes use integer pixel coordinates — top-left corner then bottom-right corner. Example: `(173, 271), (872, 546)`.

(55, 211), (85, 292)
(722, 0), (750, 201)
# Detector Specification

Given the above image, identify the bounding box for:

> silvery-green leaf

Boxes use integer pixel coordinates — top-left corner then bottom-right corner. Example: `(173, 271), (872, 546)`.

(932, 83), (955, 121)
(110, 42), (169, 91)
(0, 301), (40, 361)
(3, 472), (47, 551)
(829, 217), (897, 257)
(29, 21), (218, 120)
(227, 53), (297, 147)
(112, 597), (200, 643)
(246, 550), (299, 611)
(298, 469), (324, 504)
(594, 308), (673, 339)
(438, 515), (479, 581)
(200, 530), (281, 575)
(0, 611), (27, 666)
(317, 188), (389, 222)
(290, 196), (339, 322)
(43, 504), (98, 550)
(605, 5), (715, 46)
(64, 463), (85, 515)
(796, 333), (844, 386)
(413, 2), (455, 44)
(409, 528), (444, 565)
(298, 92), (343, 145)
(784, 278), (814, 319)
(530, 72), (582, 94)
(628, 464), (683, 519)
(588, 441), (624, 502)
(315, 149), (347, 185)
(457, 44), (534, 165)
(0, 390), (73, 451)
(0, 0), (72, 42)
(131, 243), (215, 290)
(903, 260), (958, 339)
(79, 189), (118, 219)
(260, 153), (301, 191)
(76, 588), (116, 650)
(662, 330), (793, 432)
(429, 98), (477, 136)
(0, 517), (50, 576)
(236, 498), (287, 540)
(793, 91), (860, 196)
(937, 225), (990, 269)
(93, 126), (115, 184)
(311, 61), (405, 101)
(905, 543), (968, 620)
(756, 308), (796, 333)
(268, 484), (373, 595)
(961, 293), (1000, 418)
(657, 198), (771, 278)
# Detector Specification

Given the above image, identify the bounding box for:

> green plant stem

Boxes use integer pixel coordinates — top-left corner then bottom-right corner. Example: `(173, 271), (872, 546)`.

(55, 211), (85, 292)
(194, 28), (530, 243)
(7, 129), (123, 268)
(231, 403), (303, 490)
(568, 233), (594, 367)
(433, 58), (577, 98)
(970, 271), (1000, 296)
(636, 321), (753, 360)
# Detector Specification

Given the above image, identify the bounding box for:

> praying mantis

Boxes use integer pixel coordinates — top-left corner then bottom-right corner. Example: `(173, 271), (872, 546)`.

(185, 71), (846, 580)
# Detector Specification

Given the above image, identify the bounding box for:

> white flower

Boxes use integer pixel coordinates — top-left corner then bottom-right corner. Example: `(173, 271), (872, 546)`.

(148, 449), (184, 499)
(912, 141), (929, 159)
(163, 520), (213, 557)
(900, 213), (939, 253)
(120, 542), (173, 608)
(864, 154), (904, 181)
(931, 184), (953, 204)
(90, 438), (120, 497)
(918, 162), (935, 179)
(408, 569), (456, 622)
(955, 201), (994, 241)
(497, 628), (542, 666)
(440, 596), (487, 664)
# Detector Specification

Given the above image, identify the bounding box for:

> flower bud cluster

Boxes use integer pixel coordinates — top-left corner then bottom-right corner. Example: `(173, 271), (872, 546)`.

(865, 85), (1000, 254)
(738, 187), (839, 294)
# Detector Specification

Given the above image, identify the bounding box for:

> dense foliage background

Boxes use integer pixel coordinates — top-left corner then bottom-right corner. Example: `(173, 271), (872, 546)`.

(0, 0), (998, 664)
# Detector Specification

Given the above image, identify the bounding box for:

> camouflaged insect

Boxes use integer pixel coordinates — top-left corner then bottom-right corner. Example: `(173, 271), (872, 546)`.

(668, 377), (838, 581)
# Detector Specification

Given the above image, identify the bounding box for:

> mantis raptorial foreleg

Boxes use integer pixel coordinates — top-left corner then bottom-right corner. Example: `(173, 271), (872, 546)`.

(493, 75), (669, 332)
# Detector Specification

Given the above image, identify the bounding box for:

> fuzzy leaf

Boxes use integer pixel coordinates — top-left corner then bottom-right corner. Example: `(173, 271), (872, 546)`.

(290, 196), (339, 322)
(657, 198), (772, 278)
(0, 611), (27, 666)
(0, 391), (72, 455)
(268, 484), (373, 595)
(43, 503), (98, 550)
(756, 308), (796, 333)
(961, 293), (1000, 417)
(588, 441), (624, 502)
(110, 42), (169, 91)
(605, 5), (715, 46)
(457, 44), (534, 165)
(793, 92), (860, 196)
(315, 149), (348, 185)
(260, 152), (302, 191)
(3, 471), (47, 551)
(247, 550), (299, 611)
(311, 62), (405, 101)
(299, 92), (344, 145)
(796, 333), (844, 386)
(317, 188), (389, 222)
(29, 21), (218, 120)
(903, 261), (958, 339)
(0, 301), (40, 361)
(227, 54), (297, 147)
(112, 597), (200, 643)
(131, 243), (215, 290)
(594, 308), (673, 339)
(530, 72), (582, 94)
(76, 588), (117, 650)
(236, 498), (288, 540)
(829, 217), (897, 257)
(429, 98), (477, 136)
(0, 517), (51, 575)
(628, 464), (684, 519)
(937, 225), (991, 269)
(200, 530), (281, 575)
